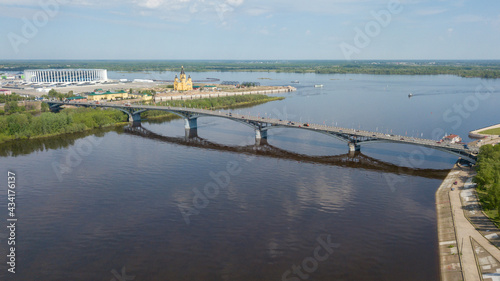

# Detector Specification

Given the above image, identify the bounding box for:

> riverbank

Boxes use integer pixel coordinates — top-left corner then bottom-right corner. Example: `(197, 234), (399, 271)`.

(437, 163), (500, 280)
(468, 124), (500, 147)
(0, 94), (284, 145)
(143, 94), (284, 120)
(436, 165), (464, 280)
(4, 61), (500, 78)
(0, 108), (128, 145)
(154, 86), (295, 102)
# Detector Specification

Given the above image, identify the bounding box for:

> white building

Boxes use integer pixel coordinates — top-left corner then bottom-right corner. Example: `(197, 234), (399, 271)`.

(24, 69), (108, 83)
(442, 134), (462, 144)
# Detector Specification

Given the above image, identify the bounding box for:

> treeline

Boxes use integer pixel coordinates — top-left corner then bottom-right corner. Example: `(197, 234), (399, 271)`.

(0, 108), (127, 143)
(156, 94), (283, 109)
(2, 60), (500, 78)
(475, 145), (500, 216)
(0, 94), (283, 143)
(0, 93), (35, 104)
(311, 64), (500, 78)
(143, 94), (283, 119)
(1, 101), (46, 115)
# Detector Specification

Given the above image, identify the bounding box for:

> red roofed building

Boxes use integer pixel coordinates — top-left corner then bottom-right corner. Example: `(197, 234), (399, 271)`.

(442, 134), (461, 144)
(0, 89), (12, 95)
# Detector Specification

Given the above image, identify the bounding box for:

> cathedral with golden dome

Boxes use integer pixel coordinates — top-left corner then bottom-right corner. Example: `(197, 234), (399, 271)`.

(174, 66), (193, 91)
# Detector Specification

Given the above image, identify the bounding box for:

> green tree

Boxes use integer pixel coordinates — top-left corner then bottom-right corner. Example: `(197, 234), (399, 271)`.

(41, 102), (50, 112)
(4, 101), (20, 113)
(48, 89), (58, 98)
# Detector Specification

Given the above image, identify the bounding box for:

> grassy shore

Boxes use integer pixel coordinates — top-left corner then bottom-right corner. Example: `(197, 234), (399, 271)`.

(0, 107), (129, 144)
(479, 128), (500, 135)
(0, 94), (284, 145)
(143, 94), (284, 120)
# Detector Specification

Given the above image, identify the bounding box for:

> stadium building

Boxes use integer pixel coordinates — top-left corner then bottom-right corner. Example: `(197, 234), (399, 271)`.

(24, 69), (108, 83)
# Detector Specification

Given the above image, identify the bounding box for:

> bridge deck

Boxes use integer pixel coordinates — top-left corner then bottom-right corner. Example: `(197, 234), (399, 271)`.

(46, 101), (479, 158)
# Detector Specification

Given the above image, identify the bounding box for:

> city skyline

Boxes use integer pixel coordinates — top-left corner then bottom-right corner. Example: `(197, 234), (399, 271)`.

(1, 0), (500, 60)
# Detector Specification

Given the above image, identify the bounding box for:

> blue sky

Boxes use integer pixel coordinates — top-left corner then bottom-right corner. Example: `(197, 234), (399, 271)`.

(1, 0), (499, 60)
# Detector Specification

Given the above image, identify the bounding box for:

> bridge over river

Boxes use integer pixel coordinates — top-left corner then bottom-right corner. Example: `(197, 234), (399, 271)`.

(46, 101), (480, 163)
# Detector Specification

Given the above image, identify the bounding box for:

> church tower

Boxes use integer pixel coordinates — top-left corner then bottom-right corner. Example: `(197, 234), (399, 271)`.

(174, 66), (193, 91)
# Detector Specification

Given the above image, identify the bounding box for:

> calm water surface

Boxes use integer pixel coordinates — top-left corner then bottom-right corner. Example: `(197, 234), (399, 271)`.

(1, 72), (499, 280)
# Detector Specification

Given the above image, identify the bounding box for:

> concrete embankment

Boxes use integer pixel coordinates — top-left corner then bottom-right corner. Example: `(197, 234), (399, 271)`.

(436, 165), (464, 281)
(155, 86), (296, 102)
(469, 123), (500, 139)
(468, 123), (500, 147)
(437, 162), (500, 281)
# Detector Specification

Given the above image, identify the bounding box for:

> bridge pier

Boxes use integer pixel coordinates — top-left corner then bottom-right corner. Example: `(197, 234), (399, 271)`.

(185, 128), (198, 139)
(255, 130), (268, 146)
(184, 118), (198, 129)
(348, 142), (360, 152)
(255, 137), (268, 146)
(255, 129), (267, 140)
(128, 113), (141, 123)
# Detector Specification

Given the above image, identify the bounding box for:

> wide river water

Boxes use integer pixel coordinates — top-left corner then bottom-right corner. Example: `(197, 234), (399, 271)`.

(1, 72), (499, 280)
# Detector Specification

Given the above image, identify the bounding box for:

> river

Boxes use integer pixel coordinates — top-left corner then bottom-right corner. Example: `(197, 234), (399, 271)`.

(1, 72), (499, 280)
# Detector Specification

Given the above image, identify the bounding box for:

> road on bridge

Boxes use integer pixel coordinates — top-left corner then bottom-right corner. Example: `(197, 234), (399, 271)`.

(46, 101), (480, 161)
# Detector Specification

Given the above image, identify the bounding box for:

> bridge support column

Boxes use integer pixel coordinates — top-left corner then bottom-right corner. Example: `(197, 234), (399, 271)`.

(255, 129), (267, 140)
(185, 128), (198, 139)
(255, 130), (268, 145)
(348, 142), (360, 152)
(255, 137), (268, 146)
(184, 118), (198, 129)
(128, 113), (141, 123)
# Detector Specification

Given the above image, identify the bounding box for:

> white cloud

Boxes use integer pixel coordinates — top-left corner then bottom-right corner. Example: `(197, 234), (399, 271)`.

(454, 14), (488, 23)
(415, 8), (447, 16)
(257, 27), (270, 35)
(135, 0), (164, 9)
(245, 7), (271, 17)
(226, 0), (244, 7)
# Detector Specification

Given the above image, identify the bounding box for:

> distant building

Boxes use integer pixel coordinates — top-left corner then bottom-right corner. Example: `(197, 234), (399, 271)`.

(174, 66), (193, 91)
(203, 85), (217, 91)
(86, 89), (152, 101)
(130, 93), (153, 101)
(0, 89), (12, 95)
(221, 81), (239, 86)
(66, 96), (87, 102)
(442, 134), (461, 144)
(24, 69), (108, 83)
(87, 90), (128, 101)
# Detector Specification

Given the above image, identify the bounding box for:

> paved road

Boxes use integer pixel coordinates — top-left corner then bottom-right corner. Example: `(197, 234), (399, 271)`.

(48, 101), (480, 157)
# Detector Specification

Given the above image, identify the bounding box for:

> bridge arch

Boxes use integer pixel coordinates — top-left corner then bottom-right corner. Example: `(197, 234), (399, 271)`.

(261, 125), (477, 163)
(44, 101), (478, 163)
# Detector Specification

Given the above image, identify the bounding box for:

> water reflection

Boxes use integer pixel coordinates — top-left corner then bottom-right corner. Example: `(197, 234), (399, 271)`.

(124, 124), (449, 179)
(0, 127), (119, 157)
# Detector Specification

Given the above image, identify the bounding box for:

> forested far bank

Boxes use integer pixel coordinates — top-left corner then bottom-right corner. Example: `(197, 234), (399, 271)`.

(2, 60), (500, 79)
